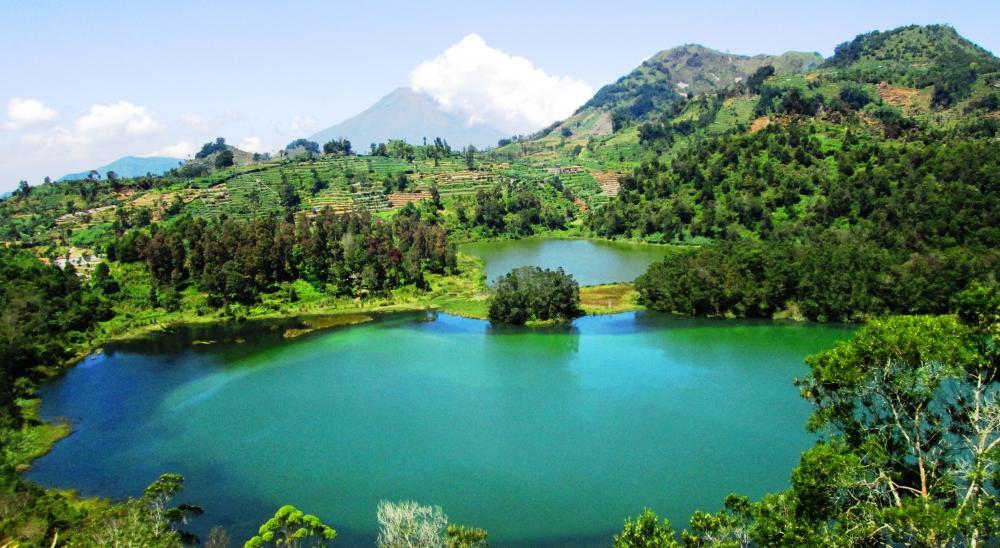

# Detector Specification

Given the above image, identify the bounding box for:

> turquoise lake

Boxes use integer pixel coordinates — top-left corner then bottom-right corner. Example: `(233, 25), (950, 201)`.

(28, 312), (852, 546)
(459, 239), (668, 286)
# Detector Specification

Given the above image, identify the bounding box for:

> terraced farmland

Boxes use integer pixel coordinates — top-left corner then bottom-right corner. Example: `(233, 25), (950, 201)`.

(591, 171), (622, 197)
(387, 191), (432, 208)
(172, 153), (612, 217)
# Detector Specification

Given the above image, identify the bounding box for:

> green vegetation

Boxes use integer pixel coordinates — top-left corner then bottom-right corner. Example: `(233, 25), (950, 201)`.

(579, 283), (642, 315)
(0, 471), (202, 547)
(487, 266), (582, 325)
(0, 247), (114, 427)
(245, 505), (336, 547)
(1, 22), (1000, 546)
(118, 210), (456, 303)
(602, 121), (1000, 321)
(452, 182), (578, 239)
(614, 508), (679, 548)
(824, 24), (1000, 107)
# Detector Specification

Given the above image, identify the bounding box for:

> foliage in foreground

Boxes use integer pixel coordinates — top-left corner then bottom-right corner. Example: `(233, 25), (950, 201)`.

(614, 508), (679, 547)
(0, 472), (200, 547)
(487, 266), (582, 325)
(376, 500), (488, 548)
(244, 504), (336, 547)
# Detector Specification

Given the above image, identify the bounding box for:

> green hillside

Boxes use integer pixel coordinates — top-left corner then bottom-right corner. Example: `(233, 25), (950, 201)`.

(822, 24), (1000, 106)
(560, 46), (822, 136)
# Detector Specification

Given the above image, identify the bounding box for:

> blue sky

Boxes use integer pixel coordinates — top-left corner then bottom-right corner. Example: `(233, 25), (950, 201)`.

(1, 0), (998, 191)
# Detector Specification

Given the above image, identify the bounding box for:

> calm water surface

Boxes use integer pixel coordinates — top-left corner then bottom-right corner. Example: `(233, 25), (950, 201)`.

(29, 312), (852, 546)
(460, 239), (668, 286)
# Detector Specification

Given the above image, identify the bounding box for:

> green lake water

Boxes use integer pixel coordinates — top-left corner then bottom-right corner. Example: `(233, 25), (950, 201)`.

(29, 312), (852, 546)
(459, 239), (668, 286)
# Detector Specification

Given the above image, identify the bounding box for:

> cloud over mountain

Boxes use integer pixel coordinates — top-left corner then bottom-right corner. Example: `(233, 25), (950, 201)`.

(410, 34), (592, 134)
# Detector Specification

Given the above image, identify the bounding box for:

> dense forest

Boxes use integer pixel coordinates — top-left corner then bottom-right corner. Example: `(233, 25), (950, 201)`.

(448, 180), (579, 239)
(0, 248), (112, 425)
(111, 209), (457, 305)
(593, 122), (1000, 320)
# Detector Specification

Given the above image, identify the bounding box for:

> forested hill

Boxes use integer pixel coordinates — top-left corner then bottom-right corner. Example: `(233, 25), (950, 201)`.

(582, 24), (1000, 322)
(556, 46), (822, 137)
(822, 24), (1000, 107)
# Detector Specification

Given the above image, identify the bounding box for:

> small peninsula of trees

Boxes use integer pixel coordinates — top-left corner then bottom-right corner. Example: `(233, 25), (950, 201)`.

(487, 266), (582, 325)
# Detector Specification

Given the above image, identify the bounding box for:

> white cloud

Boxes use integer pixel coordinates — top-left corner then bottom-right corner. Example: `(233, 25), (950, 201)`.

(17, 100), (167, 170)
(20, 126), (76, 150)
(410, 34), (593, 133)
(237, 136), (268, 153)
(289, 115), (317, 134)
(180, 110), (241, 135)
(148, 141), (197, 158)
(23, 101), (163, 151)
(181, 112), (210, 133)
(74, 101), (163, 139)
(5, 98), (58, 130)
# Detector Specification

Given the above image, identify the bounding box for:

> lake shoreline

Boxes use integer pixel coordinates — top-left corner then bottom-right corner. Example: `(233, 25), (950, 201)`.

(15, 234), (805, 529)
(26, 312), (853, 544)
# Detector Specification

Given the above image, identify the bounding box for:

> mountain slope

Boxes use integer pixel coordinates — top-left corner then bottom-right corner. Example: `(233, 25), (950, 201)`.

(822, 24), (1000, 106)
(310, 88), (506, 149)
(559, 46), (822, 136)
(59, 156), (181, 181)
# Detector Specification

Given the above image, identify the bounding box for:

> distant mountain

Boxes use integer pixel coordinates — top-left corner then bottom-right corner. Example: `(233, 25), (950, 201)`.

(559, 46), (822, 136)
(310, 87), (506, 150)
(60, 156), (182, 181)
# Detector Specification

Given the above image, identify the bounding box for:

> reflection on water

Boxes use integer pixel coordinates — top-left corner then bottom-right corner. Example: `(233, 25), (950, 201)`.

(29, 312), (852, 547)
(460, 238), (668, 286)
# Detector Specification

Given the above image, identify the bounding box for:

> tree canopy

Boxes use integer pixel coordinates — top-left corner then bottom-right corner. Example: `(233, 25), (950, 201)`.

(244, 505), (336, 547)
(487, 266), (582, 325)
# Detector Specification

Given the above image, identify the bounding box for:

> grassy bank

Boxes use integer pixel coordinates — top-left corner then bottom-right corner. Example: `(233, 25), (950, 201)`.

(100, 252), (491, 345)
(580, 283), (643, 315)
(4, 399), (72, 473)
